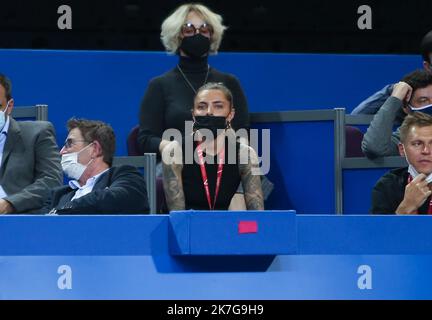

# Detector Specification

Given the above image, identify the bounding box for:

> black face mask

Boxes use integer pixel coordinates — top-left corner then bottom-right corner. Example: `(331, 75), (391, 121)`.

(193, 115), (227, 139)
(180, 34), (210, 58)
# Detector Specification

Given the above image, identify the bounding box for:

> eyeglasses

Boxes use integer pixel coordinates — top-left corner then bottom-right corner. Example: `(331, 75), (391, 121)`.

(181, 23), (213, 37)
(63, 138), (87, 149)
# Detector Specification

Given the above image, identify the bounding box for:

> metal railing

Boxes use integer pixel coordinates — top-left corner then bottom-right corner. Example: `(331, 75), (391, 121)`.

(12, 104), (48, 121)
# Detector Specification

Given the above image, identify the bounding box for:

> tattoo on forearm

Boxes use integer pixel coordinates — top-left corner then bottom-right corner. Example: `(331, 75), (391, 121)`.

(162, 163), (185, 211)
(239, 144), (264, 210)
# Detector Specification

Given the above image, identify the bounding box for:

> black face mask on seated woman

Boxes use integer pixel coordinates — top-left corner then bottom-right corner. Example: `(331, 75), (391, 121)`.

(193, 115), (228, 138)
(180, 34), (211, 58)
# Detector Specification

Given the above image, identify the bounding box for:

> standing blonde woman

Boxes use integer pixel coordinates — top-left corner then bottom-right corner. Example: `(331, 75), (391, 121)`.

(138, 3), (249, 156)
(137, 3), (251, 211)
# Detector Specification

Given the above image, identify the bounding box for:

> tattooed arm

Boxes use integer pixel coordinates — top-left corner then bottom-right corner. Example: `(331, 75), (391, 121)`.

(238, 143), (264, 210)
(161, 141), (186, 211)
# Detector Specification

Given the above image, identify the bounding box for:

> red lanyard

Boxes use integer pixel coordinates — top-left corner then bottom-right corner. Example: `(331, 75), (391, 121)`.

(407, 175), (432, 214)
(196, 142), (225, 210)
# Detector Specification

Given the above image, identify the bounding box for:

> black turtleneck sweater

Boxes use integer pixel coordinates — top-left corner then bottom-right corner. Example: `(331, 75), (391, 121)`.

(138, 56), (250, 155)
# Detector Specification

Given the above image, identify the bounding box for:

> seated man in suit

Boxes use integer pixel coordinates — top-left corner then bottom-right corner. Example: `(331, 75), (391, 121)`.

(0, 73), (62, 213)
(371, 112), (432, 214)
(43, 118), (149, 214)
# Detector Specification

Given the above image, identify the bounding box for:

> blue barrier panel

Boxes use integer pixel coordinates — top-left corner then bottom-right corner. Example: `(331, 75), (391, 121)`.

(169, 210), (297, 255)
(343, 168), (391, 214)
(253, 121), (335, 213)
(0, 214), (432, 299)
(297, 215), (432, 254)
(0, 50), (420, 156)
(0, 215), (167, 255)
(210, 53), (420, 113)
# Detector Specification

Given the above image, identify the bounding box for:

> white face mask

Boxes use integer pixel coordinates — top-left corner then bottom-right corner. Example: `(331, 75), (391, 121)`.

(0, 100), (10, 131)
(403, 144), (432, 183)
(61, 142), (94, 180)
(407, 164), (432, 184)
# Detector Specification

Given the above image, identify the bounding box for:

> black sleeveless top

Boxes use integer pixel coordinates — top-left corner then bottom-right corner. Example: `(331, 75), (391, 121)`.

(182, 139), (241, 210)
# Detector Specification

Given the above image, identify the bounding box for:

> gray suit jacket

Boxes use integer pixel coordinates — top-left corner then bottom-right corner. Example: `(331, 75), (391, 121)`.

(1, 118), (62, 212)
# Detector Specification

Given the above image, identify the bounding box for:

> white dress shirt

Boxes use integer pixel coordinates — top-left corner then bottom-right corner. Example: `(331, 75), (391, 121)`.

(68, 168), (110, 201)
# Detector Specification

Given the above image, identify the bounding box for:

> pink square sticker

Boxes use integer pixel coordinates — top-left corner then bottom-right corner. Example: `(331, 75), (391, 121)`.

(238, 221), (258, 234)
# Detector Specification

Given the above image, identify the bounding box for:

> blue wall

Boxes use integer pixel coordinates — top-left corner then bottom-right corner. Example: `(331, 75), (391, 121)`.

(0, 49), (420, 155)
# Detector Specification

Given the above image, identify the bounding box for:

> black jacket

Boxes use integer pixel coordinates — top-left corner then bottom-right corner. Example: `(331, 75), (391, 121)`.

(42, 165), (149, 214)
(371, 167), (431, 214)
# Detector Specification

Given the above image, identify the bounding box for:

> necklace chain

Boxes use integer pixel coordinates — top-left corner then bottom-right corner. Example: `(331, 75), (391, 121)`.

(177, 64), (210, 94)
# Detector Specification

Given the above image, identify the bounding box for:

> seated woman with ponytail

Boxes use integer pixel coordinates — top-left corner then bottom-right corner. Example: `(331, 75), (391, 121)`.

(161, 82), (264, 211)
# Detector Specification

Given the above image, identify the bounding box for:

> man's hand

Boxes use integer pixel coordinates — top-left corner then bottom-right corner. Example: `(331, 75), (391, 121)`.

(0, 199), (15, 214)
(396, 174), (432, 214)
(391, 81), (413, 103)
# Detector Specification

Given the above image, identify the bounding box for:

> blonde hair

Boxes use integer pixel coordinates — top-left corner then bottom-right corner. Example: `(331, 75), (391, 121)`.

(400, 112), (432, 143)
(160, 3), (227, 54)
